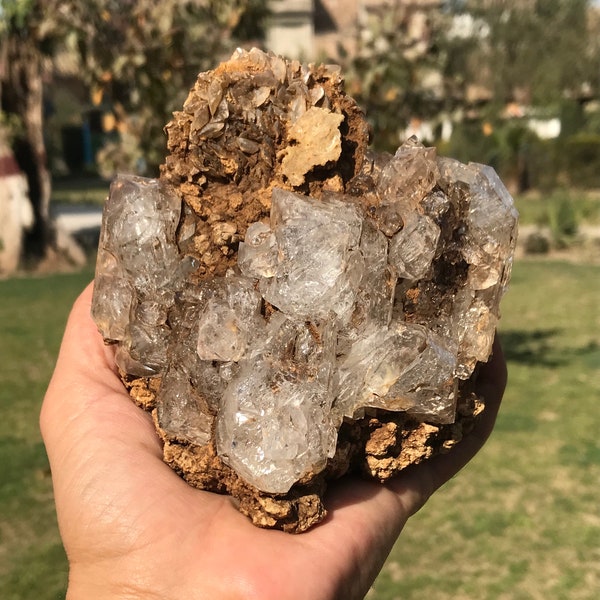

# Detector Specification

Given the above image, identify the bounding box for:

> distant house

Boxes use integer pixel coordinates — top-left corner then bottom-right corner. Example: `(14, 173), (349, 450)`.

(266, 0), (442, 61)
(266, 0), (315, 59)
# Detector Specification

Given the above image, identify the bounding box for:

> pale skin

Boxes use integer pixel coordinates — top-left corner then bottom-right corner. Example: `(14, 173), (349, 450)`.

(40, 283), (507, 600)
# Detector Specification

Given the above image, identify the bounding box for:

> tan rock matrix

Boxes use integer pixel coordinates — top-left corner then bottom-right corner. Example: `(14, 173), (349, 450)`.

(91, 48), (518, 532)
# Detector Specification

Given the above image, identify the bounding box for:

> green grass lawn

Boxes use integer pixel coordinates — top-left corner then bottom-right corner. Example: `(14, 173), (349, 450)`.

(0, 268), (94, 599)
(371, 260), (600, 600)
(514, 189), (600, 227)
(1, 259), (598, 599)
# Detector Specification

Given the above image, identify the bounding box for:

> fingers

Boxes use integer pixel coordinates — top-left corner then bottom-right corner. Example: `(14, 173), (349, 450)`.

(471, 335), (507, 442)
(58, 281), (117, 377)
(302, 477), (410, 600)
(329, 334), (507, 531)
(392, 335), (507, 513)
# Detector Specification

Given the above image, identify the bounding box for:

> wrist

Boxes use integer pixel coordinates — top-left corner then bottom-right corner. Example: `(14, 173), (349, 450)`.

(66, 566), (159, 600)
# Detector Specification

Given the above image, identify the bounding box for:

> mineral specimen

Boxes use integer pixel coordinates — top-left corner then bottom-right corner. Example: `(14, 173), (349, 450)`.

(91, 48), (518, 532)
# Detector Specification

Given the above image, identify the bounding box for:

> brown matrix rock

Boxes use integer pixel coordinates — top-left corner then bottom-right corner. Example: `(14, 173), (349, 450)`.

(91, 48), (518, 532)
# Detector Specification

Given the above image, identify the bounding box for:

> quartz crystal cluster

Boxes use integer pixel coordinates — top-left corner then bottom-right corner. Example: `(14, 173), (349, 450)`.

(91, 48), (518, 532)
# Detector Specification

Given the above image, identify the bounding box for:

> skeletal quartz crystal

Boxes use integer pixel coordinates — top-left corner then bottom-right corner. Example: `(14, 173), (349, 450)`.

(91, 48), (518, 532)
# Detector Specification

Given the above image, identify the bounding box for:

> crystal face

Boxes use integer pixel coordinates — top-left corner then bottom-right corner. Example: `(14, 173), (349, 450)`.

(92, 155), (517, 494)
(216, 313), (338, 494)
(248, 188), (364, 323)
(91, 49), (518, 504)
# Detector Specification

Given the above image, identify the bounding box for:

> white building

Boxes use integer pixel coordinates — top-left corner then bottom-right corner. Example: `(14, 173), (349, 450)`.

(0, 134), (33, 276)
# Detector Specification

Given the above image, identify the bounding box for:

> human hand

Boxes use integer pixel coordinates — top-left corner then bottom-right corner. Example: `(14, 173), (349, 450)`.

(41, 283), (506, 600)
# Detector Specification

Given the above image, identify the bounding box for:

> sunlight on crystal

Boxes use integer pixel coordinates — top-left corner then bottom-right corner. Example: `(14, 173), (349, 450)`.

(91, 51), (518, 496)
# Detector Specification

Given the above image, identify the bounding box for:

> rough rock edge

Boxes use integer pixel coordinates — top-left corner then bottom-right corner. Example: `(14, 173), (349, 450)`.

(118, 50), (487, 533)
(123, 365), (485, 534)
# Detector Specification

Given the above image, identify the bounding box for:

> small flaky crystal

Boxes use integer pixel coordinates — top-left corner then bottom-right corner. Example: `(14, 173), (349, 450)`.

(91, 48), (518, 532)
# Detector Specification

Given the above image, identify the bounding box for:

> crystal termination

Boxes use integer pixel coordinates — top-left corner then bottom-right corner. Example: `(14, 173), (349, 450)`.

(91, 49), (518, 532)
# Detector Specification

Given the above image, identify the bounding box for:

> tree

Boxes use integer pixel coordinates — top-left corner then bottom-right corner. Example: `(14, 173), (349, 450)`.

(340, 2), (466, 152)
(456, 0), (595, 106)
(59, 0), (270, 175)
(0, 0), (269, 270)
(0, 0), (55, 260)
(340, 0), (600, 153)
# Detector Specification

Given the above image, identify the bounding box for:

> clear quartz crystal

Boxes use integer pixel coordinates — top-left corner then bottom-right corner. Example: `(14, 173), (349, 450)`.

(92, 134), (518, 495)
(156, 366), (214, 446)
(333, 323), (456, 423)
(92, 174), (183, 373)
(216, 314), (337, 494)
(196, 275), (262, 362)
(389, 213), (440, 280)
(353, 221), (395, 331)
(238, 222), (278, 278)
(259, 188), (364, 321)
(374, 138), (440, 236)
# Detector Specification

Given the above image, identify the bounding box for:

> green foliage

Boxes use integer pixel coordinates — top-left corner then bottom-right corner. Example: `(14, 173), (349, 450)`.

(511, 131), (600, 192)
(517, 188), (599, 251)
(583, 105), (600, 136)
(95, 131), (146, 179)
(546, 191), (581, 248)
(443, 122), (600, 194)
(0, 0), (34, 34)
(0, 111), (23, 141)
(523, 231), (550, 255)
(522, 136), (560, 191)
(56, 0), (271, 174)
(441, 120), (538, 191)
(346, 0), (600, 168)
(1, 0), (271, 177)
(442, 120), (497, 165)
(514, 189), (600, 227)
(561, 133), (600, 189)
(341, 5), (451, 152)
(559, 99), (586, 139)
(465, 0), (593, 106)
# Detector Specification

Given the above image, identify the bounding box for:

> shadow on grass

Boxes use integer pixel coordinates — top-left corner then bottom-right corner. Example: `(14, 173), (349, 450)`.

(499, 328), (566, 367)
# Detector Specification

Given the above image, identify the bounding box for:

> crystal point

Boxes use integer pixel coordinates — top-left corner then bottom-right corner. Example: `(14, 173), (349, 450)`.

(91, 49), (518, 531)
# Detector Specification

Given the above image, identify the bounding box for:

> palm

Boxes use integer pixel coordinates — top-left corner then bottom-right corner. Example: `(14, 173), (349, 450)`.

(41, 284), (506, 600)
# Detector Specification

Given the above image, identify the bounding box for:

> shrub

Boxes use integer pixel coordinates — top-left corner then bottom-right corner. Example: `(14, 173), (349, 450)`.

(444, 121), (500, 169)
(561, 133), (600, 189)
(444, 121), (542, 193)
(524, 231), (550, 255)
(547, 191), (580, 249)
(524, 137), (560, 191)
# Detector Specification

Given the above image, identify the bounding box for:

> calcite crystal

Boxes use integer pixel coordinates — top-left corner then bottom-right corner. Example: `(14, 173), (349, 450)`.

(91, 48), (518, 532)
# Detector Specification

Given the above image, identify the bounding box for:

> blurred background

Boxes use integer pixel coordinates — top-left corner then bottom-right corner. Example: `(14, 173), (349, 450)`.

(1, 1), (598, 598)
